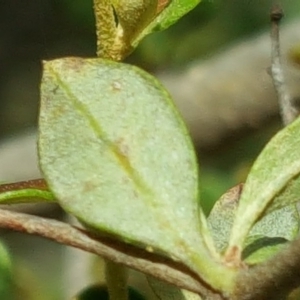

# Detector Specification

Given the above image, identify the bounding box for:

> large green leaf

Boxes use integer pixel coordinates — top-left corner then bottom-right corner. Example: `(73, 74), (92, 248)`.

(38, 57), (235, 292)
(242, 235), (288, 266)
(227, 117), (300, 253)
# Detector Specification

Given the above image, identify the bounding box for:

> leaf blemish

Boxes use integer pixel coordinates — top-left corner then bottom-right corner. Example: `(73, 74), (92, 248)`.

(111, 81), (122, 91)
(116, 137), (130, 157)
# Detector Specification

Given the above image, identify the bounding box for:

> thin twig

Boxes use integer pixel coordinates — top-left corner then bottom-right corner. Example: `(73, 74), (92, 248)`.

(270, 4), (298, 125)
(0, 208), (217, 298)
(0, 179), (55, 204)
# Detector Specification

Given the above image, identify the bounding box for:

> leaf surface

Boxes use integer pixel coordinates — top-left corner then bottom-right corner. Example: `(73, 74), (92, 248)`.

(227, 117), (300, 252)
(39, 57), (234, 291)
(0, 179), (55, 204)
(133, 0), (201, 47)
(93, 0), (201, 60)
(208, 184), (298, 256)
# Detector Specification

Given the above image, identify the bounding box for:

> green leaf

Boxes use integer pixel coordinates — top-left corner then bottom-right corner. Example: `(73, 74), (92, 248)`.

(39, 57), (236, 292)
(133, 0), (202, 47)
(0, 179), (55, 204)
(208, 184), (299, 253)
(242, 235), (287, 266)
(148, 276), (202, 300)
(227, 117), (300, 253)
(0, 241), (13, 299)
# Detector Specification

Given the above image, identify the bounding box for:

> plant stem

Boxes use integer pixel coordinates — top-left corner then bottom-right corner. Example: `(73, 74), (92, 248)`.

(105, 260), (128, 300)
(0, 179), (55, 204)
(270, 4), (298, 125)
(0, 208), (216, 298)
(233, 238), (300, 300)
(93, 0), (116, 59)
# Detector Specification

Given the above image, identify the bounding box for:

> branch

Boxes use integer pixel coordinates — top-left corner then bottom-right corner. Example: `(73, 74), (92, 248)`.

(234, 238), (300, 300)
(270, 5), (298, 125)
(0, 208), (219, 299)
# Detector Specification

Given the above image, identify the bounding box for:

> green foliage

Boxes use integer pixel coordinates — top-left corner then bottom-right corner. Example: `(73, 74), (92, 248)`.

(38, 57), (236, 292)
(0, 242), (13, 300)
(61, 0), (95, 28)
(1, 1), (300, 299)
(228, 116), (300, 252)
(242, 236), (287, 265)
(208, 184), (299, 261)
(133, 0), (202, 46)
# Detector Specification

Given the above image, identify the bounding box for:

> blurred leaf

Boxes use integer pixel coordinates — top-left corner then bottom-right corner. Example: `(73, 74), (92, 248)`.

(39, 57), (235, 291)
(289, 43), (300, 68)
(208, 184), (299, 253)
(62, 0), (95, 28)
(227, 116), (300, 251)
(73, 284), (145, 300)
(0, 241), (13, 300)
(200, 168), (235, 215)
(0, 179), (55, 204)
(14, 260), (56, 300)
(134, 0), (202, 47)
(148, 276), (202, 300)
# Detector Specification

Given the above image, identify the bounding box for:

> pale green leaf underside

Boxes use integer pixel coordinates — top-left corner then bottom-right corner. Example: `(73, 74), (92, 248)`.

(148, 276), (202, 300)
(208, 185), (299, 253)
(133, 0), (201, 47)
(38, 58), (234, 289)
(228, 116), (300, 250)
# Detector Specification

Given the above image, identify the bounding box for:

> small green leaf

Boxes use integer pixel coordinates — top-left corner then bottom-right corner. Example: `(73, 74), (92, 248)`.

(148, 276), (202, 300)
(39, 57), (236, 292)
(133, 0), (201, 47)
(208, 184), (299, 254)
(0, 179), (55, 204)
(227, 117), (300, 253)
(242, 236), (287, 266)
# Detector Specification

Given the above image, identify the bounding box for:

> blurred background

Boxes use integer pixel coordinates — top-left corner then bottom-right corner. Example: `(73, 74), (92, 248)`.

(0, 0), (300, 299)
(0, 0), (299, 137)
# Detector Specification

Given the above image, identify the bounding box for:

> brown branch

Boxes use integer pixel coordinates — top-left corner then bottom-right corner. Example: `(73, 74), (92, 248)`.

(234, 238), (300, 300)
(0, 208), (220, 299)
(0, 179), (48, 192)
(270, 4), (298, 125)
